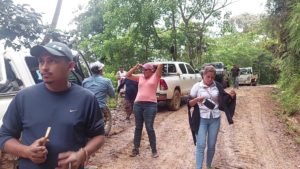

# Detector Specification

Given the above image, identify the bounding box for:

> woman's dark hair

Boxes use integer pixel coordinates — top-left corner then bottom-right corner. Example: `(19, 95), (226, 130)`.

(91, 66), (101, 74)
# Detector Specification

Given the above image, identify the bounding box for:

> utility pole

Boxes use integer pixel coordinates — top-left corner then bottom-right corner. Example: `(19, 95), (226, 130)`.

(41, 0), (63, 45)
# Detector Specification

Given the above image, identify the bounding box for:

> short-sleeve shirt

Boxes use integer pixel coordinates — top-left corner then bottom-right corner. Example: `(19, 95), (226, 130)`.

(82, 75), (115, 108)
(231, 67), (240, 77)
(190, 81), (220, 119)
(135, 74), (159, 103)
(0, 83), (105, 169)
(123, 79), (138, 101)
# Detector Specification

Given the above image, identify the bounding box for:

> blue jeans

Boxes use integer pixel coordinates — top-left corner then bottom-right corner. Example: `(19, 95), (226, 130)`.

(196, 117), (220, 169)
(133, 102), (157, 152)
(232, 76), (239, 88)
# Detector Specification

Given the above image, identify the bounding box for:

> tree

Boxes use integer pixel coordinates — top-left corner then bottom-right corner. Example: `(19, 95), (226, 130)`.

(73, 0), (105, 37)
(0, 0), (44, 50)
(266, 0), (300, 115)
(41, 0), (63, 45)
(177, 0), (231, 67)
(229, 13), (264, 33)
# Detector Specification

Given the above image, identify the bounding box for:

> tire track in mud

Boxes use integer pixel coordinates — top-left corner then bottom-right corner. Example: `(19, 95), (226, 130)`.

(91, 104), (195, 169)
(215, 86), (300, 169)
(88, 86), (300, 169)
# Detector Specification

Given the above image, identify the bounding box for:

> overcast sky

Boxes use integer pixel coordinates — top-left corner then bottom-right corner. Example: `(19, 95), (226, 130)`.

(13, 0), (267, 31)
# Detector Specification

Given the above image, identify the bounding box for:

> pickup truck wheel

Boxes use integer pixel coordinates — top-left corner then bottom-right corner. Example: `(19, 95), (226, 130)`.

(167, 89), (181, 111)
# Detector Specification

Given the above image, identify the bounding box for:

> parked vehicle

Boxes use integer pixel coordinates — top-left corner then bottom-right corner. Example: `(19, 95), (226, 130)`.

(238, 67), (258, 86)
(200, 62), (229, 88)
(0, 50), (112, 135)
(149, 61), (202, 111)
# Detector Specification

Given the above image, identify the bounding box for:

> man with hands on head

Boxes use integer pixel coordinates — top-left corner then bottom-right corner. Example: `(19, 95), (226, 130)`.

(0, 42), (105, 169)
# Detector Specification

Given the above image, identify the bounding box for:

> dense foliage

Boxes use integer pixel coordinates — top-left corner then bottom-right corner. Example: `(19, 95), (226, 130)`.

(73, 0), (232, 70)
(1, 0), (279, 86)
(72, 0), (278, 85)
(0, 0), (44, 50)
(267, 0), (300, 115)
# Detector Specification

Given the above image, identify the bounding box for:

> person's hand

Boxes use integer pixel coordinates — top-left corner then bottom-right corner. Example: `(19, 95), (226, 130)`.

(25, 137), (48, 164)
(56, 149), (85, 169)
(229, 90), (236, 98)
(196, 96), (205, 103)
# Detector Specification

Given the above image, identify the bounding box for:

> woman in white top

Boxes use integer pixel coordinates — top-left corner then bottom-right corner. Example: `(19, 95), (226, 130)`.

(188, 65), (236, 169)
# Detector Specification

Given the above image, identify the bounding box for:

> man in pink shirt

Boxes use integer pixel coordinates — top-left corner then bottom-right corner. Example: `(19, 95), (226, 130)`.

(126, 63), (163, 158)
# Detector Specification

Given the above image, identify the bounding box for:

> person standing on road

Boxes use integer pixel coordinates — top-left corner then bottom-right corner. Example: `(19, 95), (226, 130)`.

(117, 78), (138, 120)
(188, 65), (236, 169)
(116, 66), (127, 88)
(83, 61), (115, 135)
(126, 63), (163, 158)
(231, 64), (240, 89)
(0, 42), (105, 169)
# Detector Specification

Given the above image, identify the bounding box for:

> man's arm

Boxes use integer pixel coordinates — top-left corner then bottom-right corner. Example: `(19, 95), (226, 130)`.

(82, 135), (105, 157)
(108, 80), (115, 98)
(56, 135), (105, 169)
(4, 137), (48, 164)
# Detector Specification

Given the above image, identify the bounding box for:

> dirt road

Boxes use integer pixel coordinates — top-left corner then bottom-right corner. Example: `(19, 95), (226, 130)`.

(1, 85), (300, 169)
(89, 85), (300, 169)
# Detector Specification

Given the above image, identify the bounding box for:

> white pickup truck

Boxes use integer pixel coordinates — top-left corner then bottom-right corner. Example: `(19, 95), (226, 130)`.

(0, 50), (91, 126)
(238, 67), (258, 86)
(149, 61), (202, 111)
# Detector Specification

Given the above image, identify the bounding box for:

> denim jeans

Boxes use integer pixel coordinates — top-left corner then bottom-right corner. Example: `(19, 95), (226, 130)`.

(196, 117), (220, 169)
(133, 102), (157, 152)
(232, 76), (239, 88)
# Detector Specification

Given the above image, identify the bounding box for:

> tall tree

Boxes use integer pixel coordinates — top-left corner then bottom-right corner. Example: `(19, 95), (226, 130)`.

(178, 0), (231, 66)
(266, 0), (300, 115)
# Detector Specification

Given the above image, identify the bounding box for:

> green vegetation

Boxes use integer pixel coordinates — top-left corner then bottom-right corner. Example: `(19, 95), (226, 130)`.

(3, 0), (300, 116)
(267, 0), (300, 116)
(0, 0), (44, 50)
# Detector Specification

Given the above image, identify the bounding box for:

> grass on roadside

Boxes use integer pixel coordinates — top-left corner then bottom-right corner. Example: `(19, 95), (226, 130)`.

(271, 88), (300, 145)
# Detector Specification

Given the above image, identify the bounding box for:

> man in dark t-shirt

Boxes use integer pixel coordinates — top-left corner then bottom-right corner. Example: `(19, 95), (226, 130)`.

(117, 78), (138, 120)
(0, 42), (105, 169)
(231, 64), (240, 89)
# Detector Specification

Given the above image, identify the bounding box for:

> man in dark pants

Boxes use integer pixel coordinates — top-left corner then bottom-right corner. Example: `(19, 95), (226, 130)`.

(117, 78), (138, 120)
(0, 42), (105, 169)
(231, 64), (240, 89)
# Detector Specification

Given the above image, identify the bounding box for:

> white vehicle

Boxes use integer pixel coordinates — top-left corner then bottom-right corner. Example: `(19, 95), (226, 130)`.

(149, 61), (202, 111)
(238, 67), (258, 86)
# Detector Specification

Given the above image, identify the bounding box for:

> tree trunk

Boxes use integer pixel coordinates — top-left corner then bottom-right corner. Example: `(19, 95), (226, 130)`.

(41, 0), (63, 45)
(171, 9), (177, 61)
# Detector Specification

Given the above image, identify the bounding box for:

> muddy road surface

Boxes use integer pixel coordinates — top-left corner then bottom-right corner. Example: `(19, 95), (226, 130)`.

(1, 85), (300, 169)
(88, 85), (300, 169)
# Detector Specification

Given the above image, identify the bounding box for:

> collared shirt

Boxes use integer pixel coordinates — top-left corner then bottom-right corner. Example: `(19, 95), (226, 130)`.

(190, 81), (220, 119)
(82, 74), (115, 108)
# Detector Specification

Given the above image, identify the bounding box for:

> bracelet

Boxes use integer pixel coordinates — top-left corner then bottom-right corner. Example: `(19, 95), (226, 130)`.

(80, 148), (89, 163)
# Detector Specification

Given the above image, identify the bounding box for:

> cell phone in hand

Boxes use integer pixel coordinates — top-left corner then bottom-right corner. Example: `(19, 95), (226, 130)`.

(203, 99), (215, 109)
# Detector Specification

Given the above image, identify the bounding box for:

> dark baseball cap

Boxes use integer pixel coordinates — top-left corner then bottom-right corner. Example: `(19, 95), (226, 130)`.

(30, 42), (74, 61)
